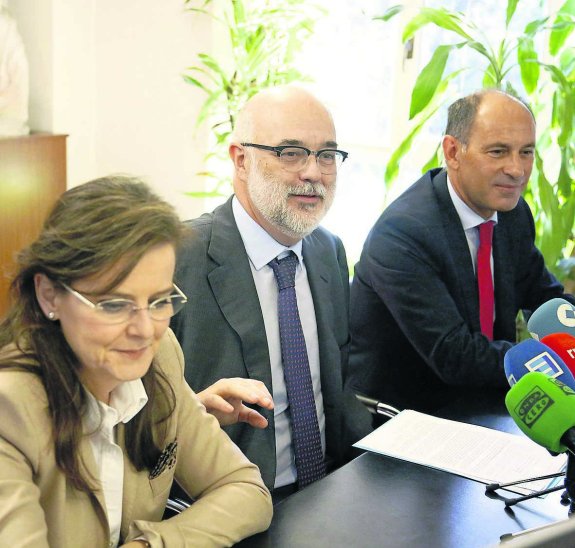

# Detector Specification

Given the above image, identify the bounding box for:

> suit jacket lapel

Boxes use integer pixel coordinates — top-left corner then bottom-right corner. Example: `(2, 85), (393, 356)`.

(492, 219), (515, 338)
(303, 233), (333, 348)
(302, 233), (338, 407)
(206, 198), (273, 388)
(432, 171), (481, 330)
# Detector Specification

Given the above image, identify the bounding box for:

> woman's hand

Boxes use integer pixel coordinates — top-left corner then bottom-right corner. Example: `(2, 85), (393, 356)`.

(197, 378), (274, 428)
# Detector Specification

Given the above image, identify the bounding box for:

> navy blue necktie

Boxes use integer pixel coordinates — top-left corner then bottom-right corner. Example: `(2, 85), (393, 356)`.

(269, 252), (326, 487)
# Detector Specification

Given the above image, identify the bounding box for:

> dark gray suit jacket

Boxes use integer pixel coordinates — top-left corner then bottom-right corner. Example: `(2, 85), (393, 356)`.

(348, 168), (574, 413)
(171, 197), (354, 489)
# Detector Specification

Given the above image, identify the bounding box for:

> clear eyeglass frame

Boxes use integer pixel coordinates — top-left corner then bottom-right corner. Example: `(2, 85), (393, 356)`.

(59, 282), (188, 324)
(241, 142), (349, 174)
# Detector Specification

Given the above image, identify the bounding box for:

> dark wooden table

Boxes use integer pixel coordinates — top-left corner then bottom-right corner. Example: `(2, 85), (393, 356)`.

(238, 391), (569, 547)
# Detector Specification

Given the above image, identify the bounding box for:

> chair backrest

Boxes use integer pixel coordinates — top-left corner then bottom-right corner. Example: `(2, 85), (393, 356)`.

(163, 497), (192, 520)
(356, 394), (400, 419)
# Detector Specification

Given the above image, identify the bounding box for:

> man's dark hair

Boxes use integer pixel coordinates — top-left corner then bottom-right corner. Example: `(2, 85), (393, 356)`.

(445, 89), (534, 145)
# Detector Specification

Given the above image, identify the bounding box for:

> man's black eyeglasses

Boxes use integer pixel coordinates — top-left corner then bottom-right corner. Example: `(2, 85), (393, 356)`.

(241, 143), (348, 175)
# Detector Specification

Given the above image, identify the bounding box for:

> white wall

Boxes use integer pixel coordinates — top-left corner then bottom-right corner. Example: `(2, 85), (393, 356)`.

(8, 0), (211, 220)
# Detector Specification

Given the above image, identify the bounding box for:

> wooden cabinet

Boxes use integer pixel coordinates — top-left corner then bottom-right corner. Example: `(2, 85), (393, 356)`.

(0, 133), (67, 318)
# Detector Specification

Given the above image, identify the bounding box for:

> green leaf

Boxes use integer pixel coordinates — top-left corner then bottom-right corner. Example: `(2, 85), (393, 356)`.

(505, 0), (519, 28)
(531, 151), (575, 271)
(540, 61), (571, 92)
(524, 17), (549, 37)
(245, 26), (266, 55)
(373, 5), (403, 22)
(185, 65), (221, 87)
(518, 37), (540, 94)
(184, 190), (228, 198)
(193, 171), (220, 179)
(184, 0), (212, 7)
(195, 88), (224, 127)
(198, 53), (230, 87)
(540, 63), (574, 150)
(550, 0), (575, 56)
(410, 44), (456, 119)
(232, 0), (246, 25)
(402, 8), (474, 42)
(182, 74), (211, 93)
(558, 149), (574, 197)
(465, 40), (490, 59)
(482, 65), (498, 88)
(497, 39), (509, 69)
(421, 144), (442, 173)
(559, 47), (575, 79)
(184, 7), (211, 17)
(384, 104), (441, 187)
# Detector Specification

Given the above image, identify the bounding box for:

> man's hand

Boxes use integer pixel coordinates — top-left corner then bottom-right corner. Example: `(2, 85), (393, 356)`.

(197, 378), (274, 428)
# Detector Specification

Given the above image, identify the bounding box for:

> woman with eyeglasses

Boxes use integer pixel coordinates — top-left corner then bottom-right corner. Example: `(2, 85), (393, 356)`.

(0, 175), (272, 547)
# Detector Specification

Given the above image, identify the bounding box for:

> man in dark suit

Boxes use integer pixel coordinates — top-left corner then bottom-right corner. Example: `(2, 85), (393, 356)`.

(171, 86), (367, 498)
(347, 89), (574, 415)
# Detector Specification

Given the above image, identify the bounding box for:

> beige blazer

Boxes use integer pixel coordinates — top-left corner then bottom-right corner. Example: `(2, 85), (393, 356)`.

(0, 329), (272, 547)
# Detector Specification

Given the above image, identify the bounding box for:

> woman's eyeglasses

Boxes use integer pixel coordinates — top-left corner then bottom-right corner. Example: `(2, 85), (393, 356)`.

(60, 282), (188, 325)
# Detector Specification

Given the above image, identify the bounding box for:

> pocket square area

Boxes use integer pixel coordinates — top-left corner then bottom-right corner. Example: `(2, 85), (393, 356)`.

(149, 439), (178, 479)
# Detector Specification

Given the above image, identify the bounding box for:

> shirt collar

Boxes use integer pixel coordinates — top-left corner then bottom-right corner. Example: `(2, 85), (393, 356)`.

(232, 195), (303, 270)
(84, 379), (148, 431)
(446, 174), (498, 230)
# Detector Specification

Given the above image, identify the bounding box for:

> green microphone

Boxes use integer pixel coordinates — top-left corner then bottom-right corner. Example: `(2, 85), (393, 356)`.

(505, 371), (575, 454)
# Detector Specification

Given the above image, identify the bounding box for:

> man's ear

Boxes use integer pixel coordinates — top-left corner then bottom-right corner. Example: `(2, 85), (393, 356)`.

(442, 135), (462, 170)
(34, 273), (60, 320)
(229, 143), (248, 181)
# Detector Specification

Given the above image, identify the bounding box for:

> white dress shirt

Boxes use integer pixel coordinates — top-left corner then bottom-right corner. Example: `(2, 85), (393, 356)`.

(447, 176), (497, 320)
(232, 196), (326, 488)
(446, 176), (498, 273)
(83, 380), (148, 547)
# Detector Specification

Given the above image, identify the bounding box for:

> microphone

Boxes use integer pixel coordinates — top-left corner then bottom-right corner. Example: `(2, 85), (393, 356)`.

(503, 339), (575, 390)
(541, 333), (575, 376)
(527, 298), (575, 340)
(504, 372), (575, 510)
(505, 371), (575, 454)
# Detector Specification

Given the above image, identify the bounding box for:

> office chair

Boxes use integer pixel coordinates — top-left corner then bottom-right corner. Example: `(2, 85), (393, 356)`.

(356, 394), (400, 419)
(163, 496), (192, 519)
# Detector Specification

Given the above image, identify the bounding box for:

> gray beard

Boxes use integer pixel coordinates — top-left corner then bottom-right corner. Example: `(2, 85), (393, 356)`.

(246, 169), (335, 240)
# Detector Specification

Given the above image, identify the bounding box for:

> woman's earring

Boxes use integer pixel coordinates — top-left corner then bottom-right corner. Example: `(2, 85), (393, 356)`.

(48, 312), (56, 320)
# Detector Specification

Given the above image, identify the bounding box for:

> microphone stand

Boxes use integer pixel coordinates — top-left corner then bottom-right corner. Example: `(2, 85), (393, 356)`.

(485, 472), (566, 508)
(488, 432), (575, 511)
(564, 450), (575, 514)
(486, 472), (565, 493)
(503, 485), (565, 508)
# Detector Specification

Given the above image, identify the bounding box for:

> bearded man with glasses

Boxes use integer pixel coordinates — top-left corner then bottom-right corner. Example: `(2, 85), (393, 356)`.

(171, 85), (370, 503)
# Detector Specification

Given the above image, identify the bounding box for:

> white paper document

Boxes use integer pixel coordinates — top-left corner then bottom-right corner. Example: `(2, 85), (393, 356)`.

(354, 410), (567, 495)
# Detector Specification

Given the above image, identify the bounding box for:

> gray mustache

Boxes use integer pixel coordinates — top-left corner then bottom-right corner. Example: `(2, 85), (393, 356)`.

(287, 183), (327, 197)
